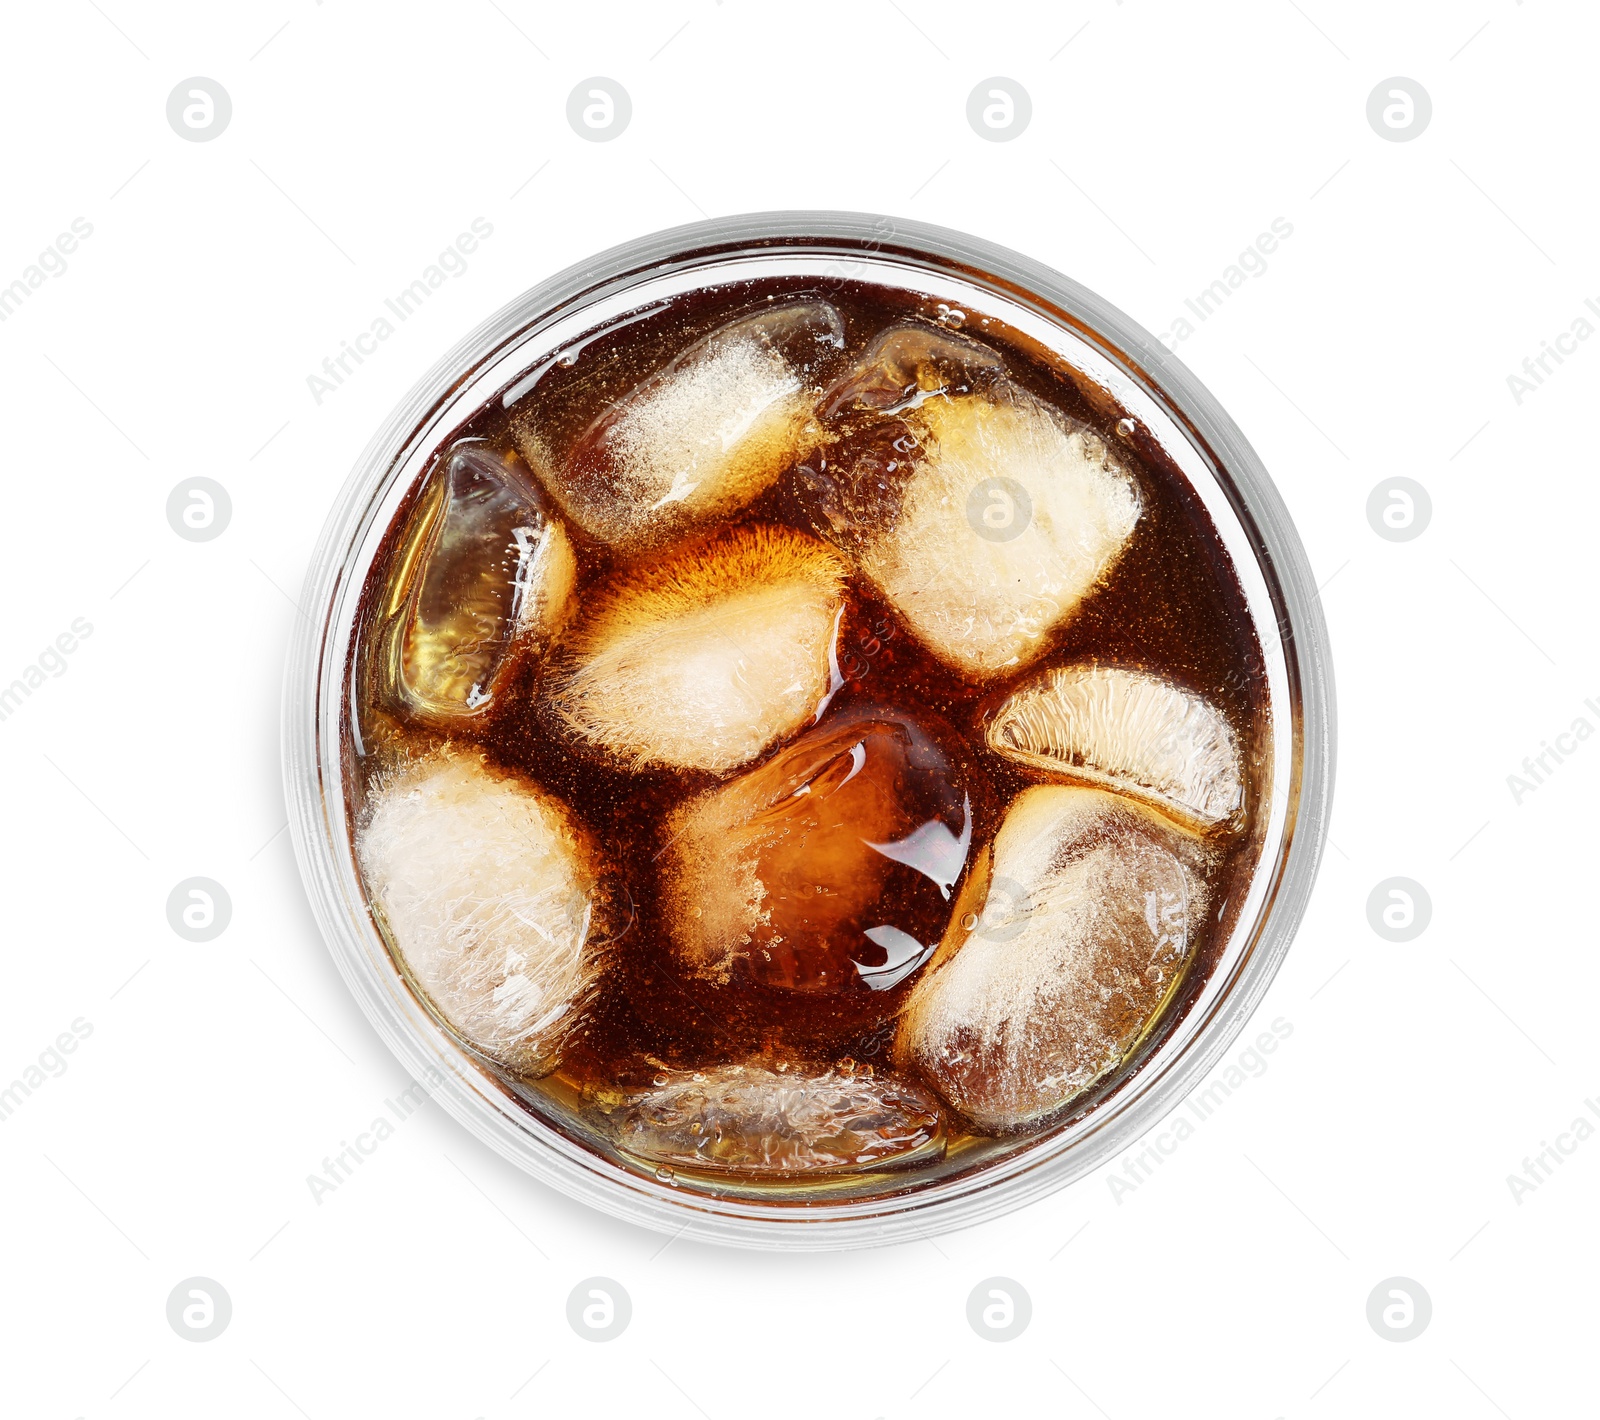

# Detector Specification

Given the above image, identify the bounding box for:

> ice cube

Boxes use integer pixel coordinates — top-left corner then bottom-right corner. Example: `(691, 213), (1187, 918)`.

(521, 301), (845, 549)
(372, 443), (575, 722)
(545, 525), (849, 774)
(604, 1061), (945, 1175)
(356, 751), (611, 1076)
(787, 420), (914, 556)
(853, 389), (1141, 678)
(788, 324), (1006, 553)
(897, 785), (1208, 1130)
(660, 703), (973, 992)
(820, 322), (1006, 418)
(986, 665), (1244, 831)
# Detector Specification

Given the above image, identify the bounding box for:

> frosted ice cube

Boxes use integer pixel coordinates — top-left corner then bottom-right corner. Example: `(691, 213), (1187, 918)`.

(372, 443), (575, 722)
(897, 785), (1208, 1130)
(357, 751), (610, 1076)
(523, 301), (845, 549)
(987, 665), (1244, 831)
(660, 703), (973, 992)
(545, 525), (849, 774)
(605, 1061), (945, 1175)
(857, 390), (1141, 678)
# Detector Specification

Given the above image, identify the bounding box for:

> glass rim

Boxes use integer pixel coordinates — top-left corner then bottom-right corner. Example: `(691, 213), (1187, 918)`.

(282, 211), (1336, 1250)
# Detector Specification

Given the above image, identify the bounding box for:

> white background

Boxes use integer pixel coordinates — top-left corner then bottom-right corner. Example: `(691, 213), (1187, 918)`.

(1, 1), (1593, 1415)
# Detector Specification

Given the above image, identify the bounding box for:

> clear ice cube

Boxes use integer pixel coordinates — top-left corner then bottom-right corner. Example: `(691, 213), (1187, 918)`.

(986, 665), (1244, 831)
(356, 751), (610, 1076)
(604, 1061), (946, 1175)
(660, 703), (973, 992)
(522, 301), (845, 549)
(544, 525), (849, 774)
(844, 387), (1141, 679)
(372, 443), (575, 722)
(819, 321), (1006, 419)
(897, 785), (1208, 1130)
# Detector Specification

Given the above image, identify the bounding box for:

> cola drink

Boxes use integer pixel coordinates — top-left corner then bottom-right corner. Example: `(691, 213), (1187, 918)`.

(347, 273), (1269, 1187)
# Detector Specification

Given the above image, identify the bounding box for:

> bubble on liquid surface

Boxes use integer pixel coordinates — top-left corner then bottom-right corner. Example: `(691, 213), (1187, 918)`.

(357, 751), (612, 1076)
(898, 785), (1209, 1130)
(372, 443), (575, 722)
(660, 703), (973, 994)
(987, 665), (1244, 831)
(605, 1061), (946, 1175)
(544, 525), (850, 775)
(518, 301), (845, 549)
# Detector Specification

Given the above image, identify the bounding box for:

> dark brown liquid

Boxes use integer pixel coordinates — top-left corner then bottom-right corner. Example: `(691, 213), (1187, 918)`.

(344, 275), (1270, 1194)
